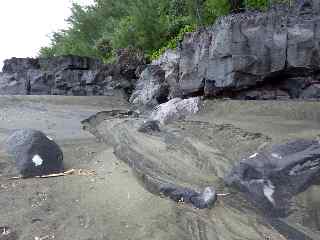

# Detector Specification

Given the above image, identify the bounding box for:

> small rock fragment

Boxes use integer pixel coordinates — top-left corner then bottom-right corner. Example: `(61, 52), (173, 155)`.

(160, 184), (217, 209)
(138, 120), (161, 133)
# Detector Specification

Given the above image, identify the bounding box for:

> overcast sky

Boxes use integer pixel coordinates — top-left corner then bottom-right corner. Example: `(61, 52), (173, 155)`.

(0, 0), (94, 70)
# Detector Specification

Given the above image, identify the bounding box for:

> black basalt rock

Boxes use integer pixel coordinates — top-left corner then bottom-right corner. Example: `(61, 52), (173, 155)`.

(225, 139), (320, 217)
(160, 184), (217, 209)
(138, 120), (161, 134)
(5, 129), (64, 177)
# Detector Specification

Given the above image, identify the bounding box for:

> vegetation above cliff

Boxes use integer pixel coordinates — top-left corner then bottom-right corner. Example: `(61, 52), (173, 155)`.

(39, 0), (291, 62)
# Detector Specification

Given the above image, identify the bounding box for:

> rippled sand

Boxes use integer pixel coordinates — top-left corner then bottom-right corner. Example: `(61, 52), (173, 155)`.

(1, 96), (320, 240)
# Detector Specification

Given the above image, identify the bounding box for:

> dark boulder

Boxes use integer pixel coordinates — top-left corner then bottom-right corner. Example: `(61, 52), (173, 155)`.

(160, 184), (217, 209)
(138, 120), (161, 134)
(5, 129), (64, 177)
(225, 139), (320, 217)
(300, 83), (320, 100)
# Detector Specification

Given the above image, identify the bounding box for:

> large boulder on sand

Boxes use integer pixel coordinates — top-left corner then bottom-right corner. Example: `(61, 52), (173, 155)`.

(225, 139), (320, 217)
(5, 129), (64, 177)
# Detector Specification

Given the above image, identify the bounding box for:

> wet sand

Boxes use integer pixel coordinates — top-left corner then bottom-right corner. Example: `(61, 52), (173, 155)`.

(0, 96), (180, 240)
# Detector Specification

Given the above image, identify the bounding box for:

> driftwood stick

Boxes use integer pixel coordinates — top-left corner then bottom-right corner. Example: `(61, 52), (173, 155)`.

(217, 193), (231, 197)
(8, 169), (96, 180)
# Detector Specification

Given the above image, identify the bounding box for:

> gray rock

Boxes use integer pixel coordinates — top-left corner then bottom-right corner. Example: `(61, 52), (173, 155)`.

(155, 0), (320, 100)
(53, 70), (87, 96)
(160, 184), (217, 209)
(129, 65), (168, 106)
(225, 139), (320, 217)
(38, 55), (102, 71)
(5, 129), (64, 177)
(0, 72), (27, 95)
(300, 84), (320, 99)
(27, 70), (54, 95)
(150, 97), (201, 125)
(236, 88), (291, 100)
(0, 55), (139, 98)
(138, 120), (161, 133)
(280, 77), (312, 98)
(152, 49), (181, 98)
(2, 58), (39, 73)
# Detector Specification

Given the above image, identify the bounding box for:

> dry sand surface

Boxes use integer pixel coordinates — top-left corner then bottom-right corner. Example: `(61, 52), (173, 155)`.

(0, 96), (320, 240)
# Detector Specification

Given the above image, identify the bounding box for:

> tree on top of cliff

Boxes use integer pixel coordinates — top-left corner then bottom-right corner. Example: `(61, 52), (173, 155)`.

(39, 0), (292, 62)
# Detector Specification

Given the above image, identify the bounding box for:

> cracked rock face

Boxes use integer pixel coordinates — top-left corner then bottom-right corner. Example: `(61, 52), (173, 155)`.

(0, 53), (143, 98)
(150, 97), (201, 125)
(154, 0), (320, 99)
(5, 129), (64, 177)
(129, 65), (168, 106)
(225, 139), (320, 217)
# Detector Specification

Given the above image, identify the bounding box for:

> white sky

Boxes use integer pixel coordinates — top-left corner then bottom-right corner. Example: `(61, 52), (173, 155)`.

(0, 0), (94, 70)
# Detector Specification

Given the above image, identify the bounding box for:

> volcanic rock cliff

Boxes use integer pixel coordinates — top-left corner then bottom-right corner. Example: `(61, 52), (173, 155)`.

(1, 1), (320, 102)
(131, 0), (320, 103)
(0, 49), (145, 98)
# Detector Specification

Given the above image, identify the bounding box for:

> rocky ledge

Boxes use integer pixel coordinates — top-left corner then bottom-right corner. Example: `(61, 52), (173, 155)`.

(131, 0), (320, 104)
(0, 49), (145, 98)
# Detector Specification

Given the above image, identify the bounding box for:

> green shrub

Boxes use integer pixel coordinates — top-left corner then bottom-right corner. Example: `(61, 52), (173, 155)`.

(203, 0), (230, 25)
(150, 24), (196, 61)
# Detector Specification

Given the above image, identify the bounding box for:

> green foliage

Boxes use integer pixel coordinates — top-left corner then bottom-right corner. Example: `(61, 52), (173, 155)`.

(150, 24), (196, 61)
(203, 0), (230, 25)
(245, 0), (268, 10)
(39, 0), (293, 62)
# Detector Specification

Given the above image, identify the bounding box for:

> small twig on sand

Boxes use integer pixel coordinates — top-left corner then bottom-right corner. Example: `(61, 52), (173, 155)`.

(217, 193), (231, 197)
(8, 169), (96, 180)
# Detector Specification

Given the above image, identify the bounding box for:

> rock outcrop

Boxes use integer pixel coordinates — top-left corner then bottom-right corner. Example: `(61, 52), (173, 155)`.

(81, 100), (320, 239)
(150, 97), (201, 125)
(225, 139), (320, 217)
(129, 65), (168, 106)
(2, 1), (320, 102)
(0, 50), (145, 98)
(144, 0), (320, 101)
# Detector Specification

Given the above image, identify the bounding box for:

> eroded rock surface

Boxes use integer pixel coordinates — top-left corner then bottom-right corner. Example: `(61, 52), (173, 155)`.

(129, 65), (168, 106)
(225, 139), (320, 217)
(82, 100), (320, 239)
(150, 97), (201, 125)
(149, 0), (320, 100)
(0, 51), (145, 98)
